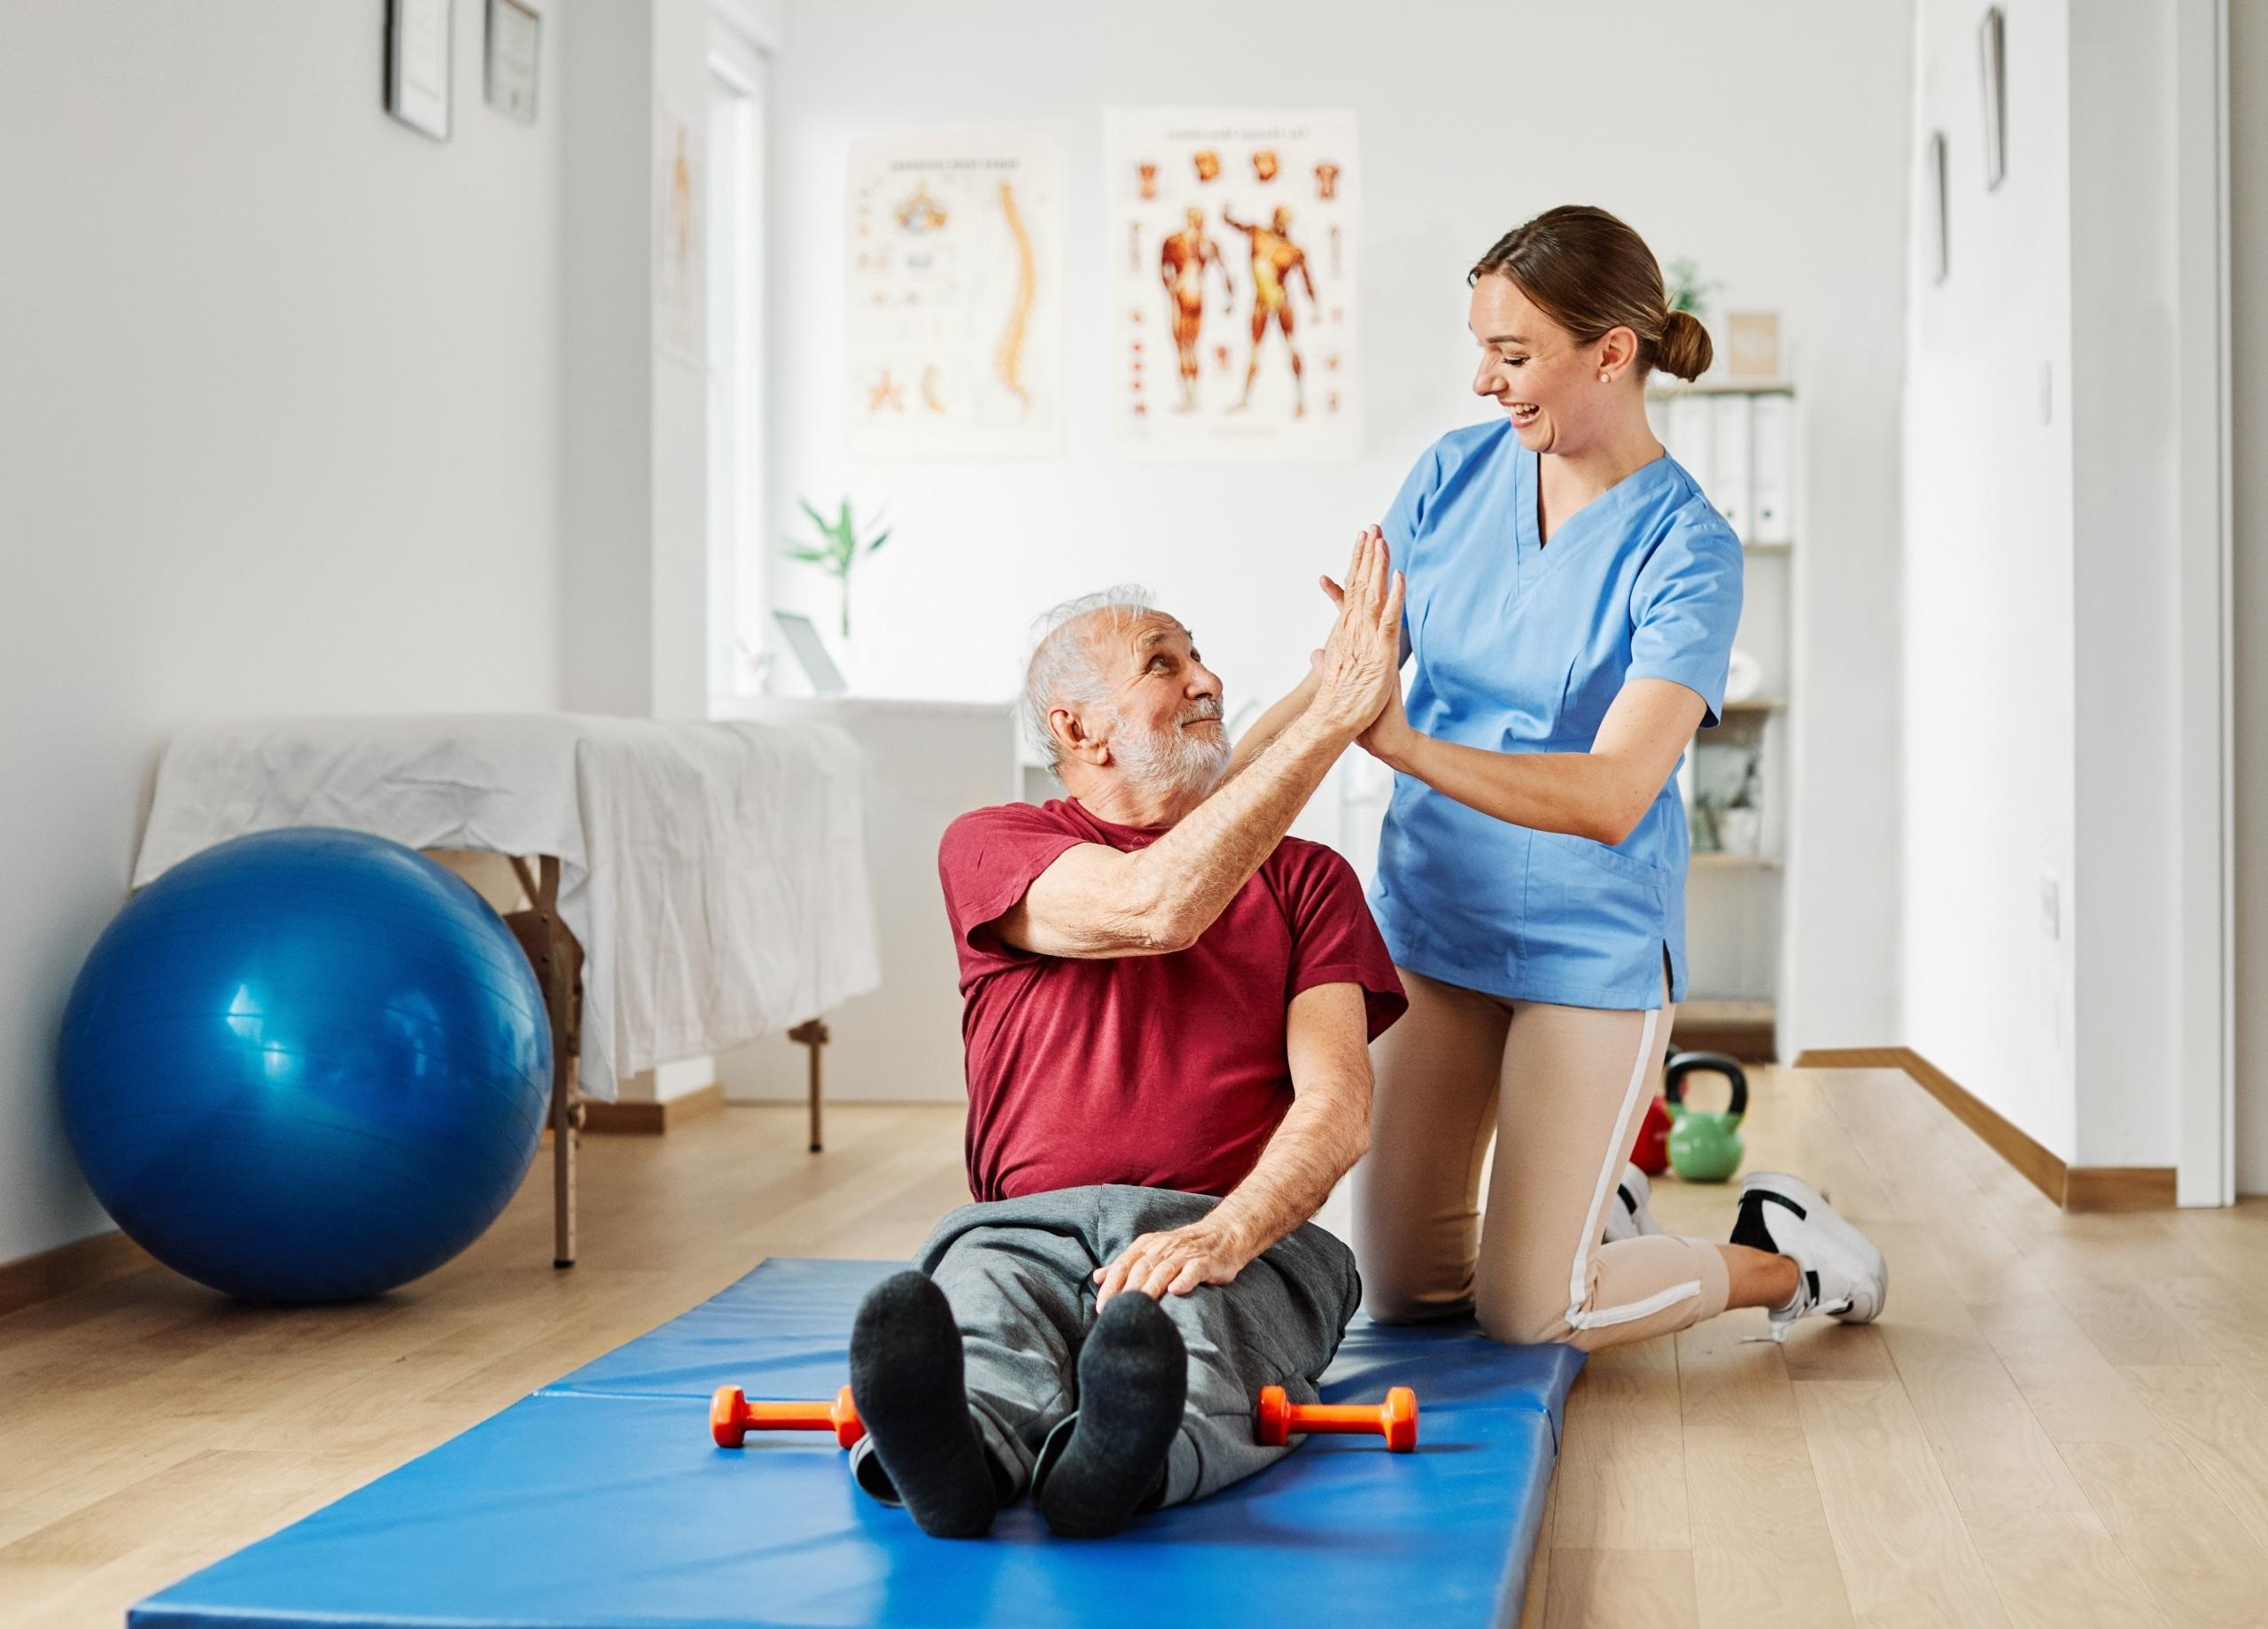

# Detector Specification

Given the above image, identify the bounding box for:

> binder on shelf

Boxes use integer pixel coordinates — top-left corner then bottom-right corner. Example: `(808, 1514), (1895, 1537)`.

(1708, 394), (1753, 539)
(1664, 394), (1715, 502)
(1676, 743), (1697, 847)
(1751, 394), (1794, 544)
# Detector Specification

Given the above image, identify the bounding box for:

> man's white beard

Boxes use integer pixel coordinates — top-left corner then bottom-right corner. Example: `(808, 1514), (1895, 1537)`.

(1110, 705), (1231, 802)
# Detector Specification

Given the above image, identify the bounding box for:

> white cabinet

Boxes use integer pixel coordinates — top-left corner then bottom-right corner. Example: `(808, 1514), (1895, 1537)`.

(1656, 383), (1799, 1053)
(712, 696), (1020, 1104)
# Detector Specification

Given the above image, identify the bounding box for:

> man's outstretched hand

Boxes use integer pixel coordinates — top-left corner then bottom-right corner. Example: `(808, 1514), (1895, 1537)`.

(1317, 534), (1418, 764)
(1092, 1214), (1262, 1309)
(1303, 525), (1404, 742)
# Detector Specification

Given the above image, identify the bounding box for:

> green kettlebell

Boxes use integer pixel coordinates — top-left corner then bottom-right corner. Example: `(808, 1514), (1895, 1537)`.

(1664, 1051), (1749, 1183)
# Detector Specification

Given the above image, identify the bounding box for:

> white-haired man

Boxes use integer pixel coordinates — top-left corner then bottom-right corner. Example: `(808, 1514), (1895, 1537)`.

(846, 531), (1410, 1540)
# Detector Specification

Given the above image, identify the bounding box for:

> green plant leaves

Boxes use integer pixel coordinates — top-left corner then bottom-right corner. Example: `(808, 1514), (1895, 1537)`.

(783, 494), (890, 580)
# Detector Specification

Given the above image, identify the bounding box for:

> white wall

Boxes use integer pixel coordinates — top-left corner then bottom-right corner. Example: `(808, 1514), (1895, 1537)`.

(2234, 1), (2268, 1193)
(0, 3), (565, 1266)
(559, 0), (770, 721)
(2067, 0), (2190, 1169)
(559, 0), (658, 716)
(1900, 0), (2078, 1157)
(1902, 0), (2221, 1176)
(765, 0), (1915, 1054)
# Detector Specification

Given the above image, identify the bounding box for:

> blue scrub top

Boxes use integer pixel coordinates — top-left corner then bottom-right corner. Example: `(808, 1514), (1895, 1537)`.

(1370, 420), (1744, 1011)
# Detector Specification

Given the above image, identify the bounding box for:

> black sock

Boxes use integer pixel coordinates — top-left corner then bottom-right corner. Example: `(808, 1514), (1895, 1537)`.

(847, 1270), (998, 1539)
(1037, 1292), (1187, 1539)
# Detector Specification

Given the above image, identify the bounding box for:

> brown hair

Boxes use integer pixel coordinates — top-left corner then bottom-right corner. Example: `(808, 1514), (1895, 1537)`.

(1468, 206), (1713, 383)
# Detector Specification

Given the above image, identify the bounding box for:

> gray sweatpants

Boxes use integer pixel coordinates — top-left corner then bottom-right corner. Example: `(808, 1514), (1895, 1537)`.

(848, 1184), (1362, 1510)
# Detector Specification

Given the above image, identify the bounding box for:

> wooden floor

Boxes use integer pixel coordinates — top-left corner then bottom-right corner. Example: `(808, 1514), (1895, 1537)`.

(4, 1068), (2266, 1628)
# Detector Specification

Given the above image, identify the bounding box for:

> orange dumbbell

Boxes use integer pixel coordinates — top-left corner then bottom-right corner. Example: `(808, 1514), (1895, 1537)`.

(1254, 1385), (1419, 1452)
(710, 1384), (865, 1449)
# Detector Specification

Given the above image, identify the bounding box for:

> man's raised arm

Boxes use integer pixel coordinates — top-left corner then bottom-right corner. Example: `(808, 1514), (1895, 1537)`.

(998, 531), (1402, 959)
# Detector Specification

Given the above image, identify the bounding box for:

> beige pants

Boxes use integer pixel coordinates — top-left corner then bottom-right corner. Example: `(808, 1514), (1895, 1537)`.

(1352, 966), (1731, 1353)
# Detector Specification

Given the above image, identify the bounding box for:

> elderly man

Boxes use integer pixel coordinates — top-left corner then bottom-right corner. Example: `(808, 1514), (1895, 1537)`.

(846, 531), (1408, 1540)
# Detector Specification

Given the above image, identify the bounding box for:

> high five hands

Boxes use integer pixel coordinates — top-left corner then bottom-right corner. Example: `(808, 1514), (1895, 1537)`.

(1317, 526), (1415, 761)
(1307, 526), (1406, 748)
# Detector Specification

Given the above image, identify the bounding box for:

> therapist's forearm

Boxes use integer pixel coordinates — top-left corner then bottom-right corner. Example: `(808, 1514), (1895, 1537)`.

(1378, 733), (1644, 844)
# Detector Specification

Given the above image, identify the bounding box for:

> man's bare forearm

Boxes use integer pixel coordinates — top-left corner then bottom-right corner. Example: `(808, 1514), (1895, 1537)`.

(1209, 1080), (1369, 1256)
(1130, 713), (1348, 945)
(1116, 525), (1401, 949)
(1222, 670), (1319, 785)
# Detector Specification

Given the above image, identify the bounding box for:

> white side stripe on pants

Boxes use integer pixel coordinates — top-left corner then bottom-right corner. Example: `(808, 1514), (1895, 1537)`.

(1564, 1005), (1702, 1332)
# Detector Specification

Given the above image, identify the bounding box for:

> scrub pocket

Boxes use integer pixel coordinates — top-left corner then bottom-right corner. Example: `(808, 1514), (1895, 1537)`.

(1522, 828), (1671, 1001)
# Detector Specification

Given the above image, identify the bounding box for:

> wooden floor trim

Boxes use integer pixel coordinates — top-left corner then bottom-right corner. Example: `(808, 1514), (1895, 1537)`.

(1793, 1045), (2174, 1210)
(581, 1081), (726, 1136)
(2061, 1165), (2180, 1211)
(0, 1226), (156, 1319)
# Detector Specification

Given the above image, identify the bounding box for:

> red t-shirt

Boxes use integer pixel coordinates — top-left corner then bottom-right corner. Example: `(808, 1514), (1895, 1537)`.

(936, 797), (1407, 1203)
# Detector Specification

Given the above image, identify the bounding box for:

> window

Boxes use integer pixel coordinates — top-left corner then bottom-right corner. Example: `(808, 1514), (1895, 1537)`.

(705, 28), (767, 703)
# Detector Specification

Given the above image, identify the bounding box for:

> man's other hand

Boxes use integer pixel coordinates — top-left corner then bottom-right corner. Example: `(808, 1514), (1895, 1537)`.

(1091, 1215), (1262, 1309)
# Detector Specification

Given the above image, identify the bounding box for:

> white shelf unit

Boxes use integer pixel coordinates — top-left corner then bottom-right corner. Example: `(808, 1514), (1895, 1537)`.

(1654, 382), (1798, 1039)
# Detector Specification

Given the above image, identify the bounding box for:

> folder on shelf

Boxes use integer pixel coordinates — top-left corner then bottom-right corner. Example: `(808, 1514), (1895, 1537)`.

(1751, 395), (1793, 544)
(1664, 394), (1715, 504)
(1708, 394), (1752, 539)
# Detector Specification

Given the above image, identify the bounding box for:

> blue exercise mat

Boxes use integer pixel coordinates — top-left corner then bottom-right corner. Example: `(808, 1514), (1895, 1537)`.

(132, 1258), (1581, 1629)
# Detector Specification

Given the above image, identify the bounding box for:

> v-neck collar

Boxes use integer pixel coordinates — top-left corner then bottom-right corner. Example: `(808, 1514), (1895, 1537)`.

(1514, 441), (1673, 563)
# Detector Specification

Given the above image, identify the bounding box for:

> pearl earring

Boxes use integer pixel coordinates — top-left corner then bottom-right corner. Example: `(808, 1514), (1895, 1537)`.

(1599, 371), (1612, 384)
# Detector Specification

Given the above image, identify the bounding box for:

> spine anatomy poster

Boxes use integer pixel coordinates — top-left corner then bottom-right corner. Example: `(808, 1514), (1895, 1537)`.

(844, 129), (1064, 460)
(1106, 108), (1359, 463)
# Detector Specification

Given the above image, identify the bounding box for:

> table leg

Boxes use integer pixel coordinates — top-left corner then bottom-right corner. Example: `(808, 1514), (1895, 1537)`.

(505, 856), (584, 1269)
(788, 1019), (829, 1153)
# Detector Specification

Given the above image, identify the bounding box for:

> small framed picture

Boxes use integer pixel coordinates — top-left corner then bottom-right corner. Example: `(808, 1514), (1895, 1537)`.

(1927, 131), (1951, 283)
(655, 99), (706, 365)
(1979, 6), (2008, 190)
(386, 0), (454, 142)
(1724, 313), (1782, 380)
(485, 0), (540, 125)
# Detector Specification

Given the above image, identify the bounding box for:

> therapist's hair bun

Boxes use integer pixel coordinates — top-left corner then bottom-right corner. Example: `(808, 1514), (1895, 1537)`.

(1655, 311), (1713, 383)
(1469, 205), (1713, 383)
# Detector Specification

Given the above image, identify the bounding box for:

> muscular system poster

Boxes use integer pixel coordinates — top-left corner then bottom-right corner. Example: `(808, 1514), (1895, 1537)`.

(1106, 108), (1359, 463)
(845, 129), (1064, 460)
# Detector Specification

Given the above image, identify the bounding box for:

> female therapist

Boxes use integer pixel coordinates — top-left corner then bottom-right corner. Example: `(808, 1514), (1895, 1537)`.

(1252, 206), (1887, 1352)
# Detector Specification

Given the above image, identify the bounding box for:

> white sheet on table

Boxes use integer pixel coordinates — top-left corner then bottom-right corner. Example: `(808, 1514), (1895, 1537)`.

(132, 714), (882, 1100)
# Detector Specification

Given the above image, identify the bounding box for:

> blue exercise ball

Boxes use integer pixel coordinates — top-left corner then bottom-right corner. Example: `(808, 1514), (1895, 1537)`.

(58, 827), (552, 1301)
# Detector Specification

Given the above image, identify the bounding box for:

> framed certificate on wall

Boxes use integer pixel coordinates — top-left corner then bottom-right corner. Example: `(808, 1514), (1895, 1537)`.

(485, 0), (540, 125)
(1978, 6), (2008, 190)
(386, 0), (454, 142)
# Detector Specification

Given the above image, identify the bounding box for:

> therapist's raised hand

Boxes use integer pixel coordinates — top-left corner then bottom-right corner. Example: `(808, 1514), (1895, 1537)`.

(1305, 526), (1405, 743)
(1352, 664), (1415, 764)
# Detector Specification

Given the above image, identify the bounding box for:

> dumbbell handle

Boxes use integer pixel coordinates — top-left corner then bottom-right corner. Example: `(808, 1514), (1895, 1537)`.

(711, 1384), (865, 1448)
(1254, 1385), (1419, 1451)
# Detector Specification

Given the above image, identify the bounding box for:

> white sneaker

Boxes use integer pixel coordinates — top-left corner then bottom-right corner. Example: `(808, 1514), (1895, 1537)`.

(1731, 1172), (1888, 1340)
(1600, 1164), (1666, 1245)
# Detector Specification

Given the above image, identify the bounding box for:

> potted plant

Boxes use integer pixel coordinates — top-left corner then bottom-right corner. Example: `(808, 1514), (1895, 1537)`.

(1663, 257), (1719, 322)
(783, 497), (891, 639)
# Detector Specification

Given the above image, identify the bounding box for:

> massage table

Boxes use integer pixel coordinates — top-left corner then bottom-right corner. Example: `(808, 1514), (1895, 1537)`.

(132, 714), (883, 1266)
(129, 1257), (1581, 1628)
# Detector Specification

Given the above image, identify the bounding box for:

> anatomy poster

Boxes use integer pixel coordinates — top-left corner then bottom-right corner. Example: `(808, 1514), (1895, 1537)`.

(1106, 108), (1358, 463)
(844, 129), (1064, 460)
(656, 100), (705, 366)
